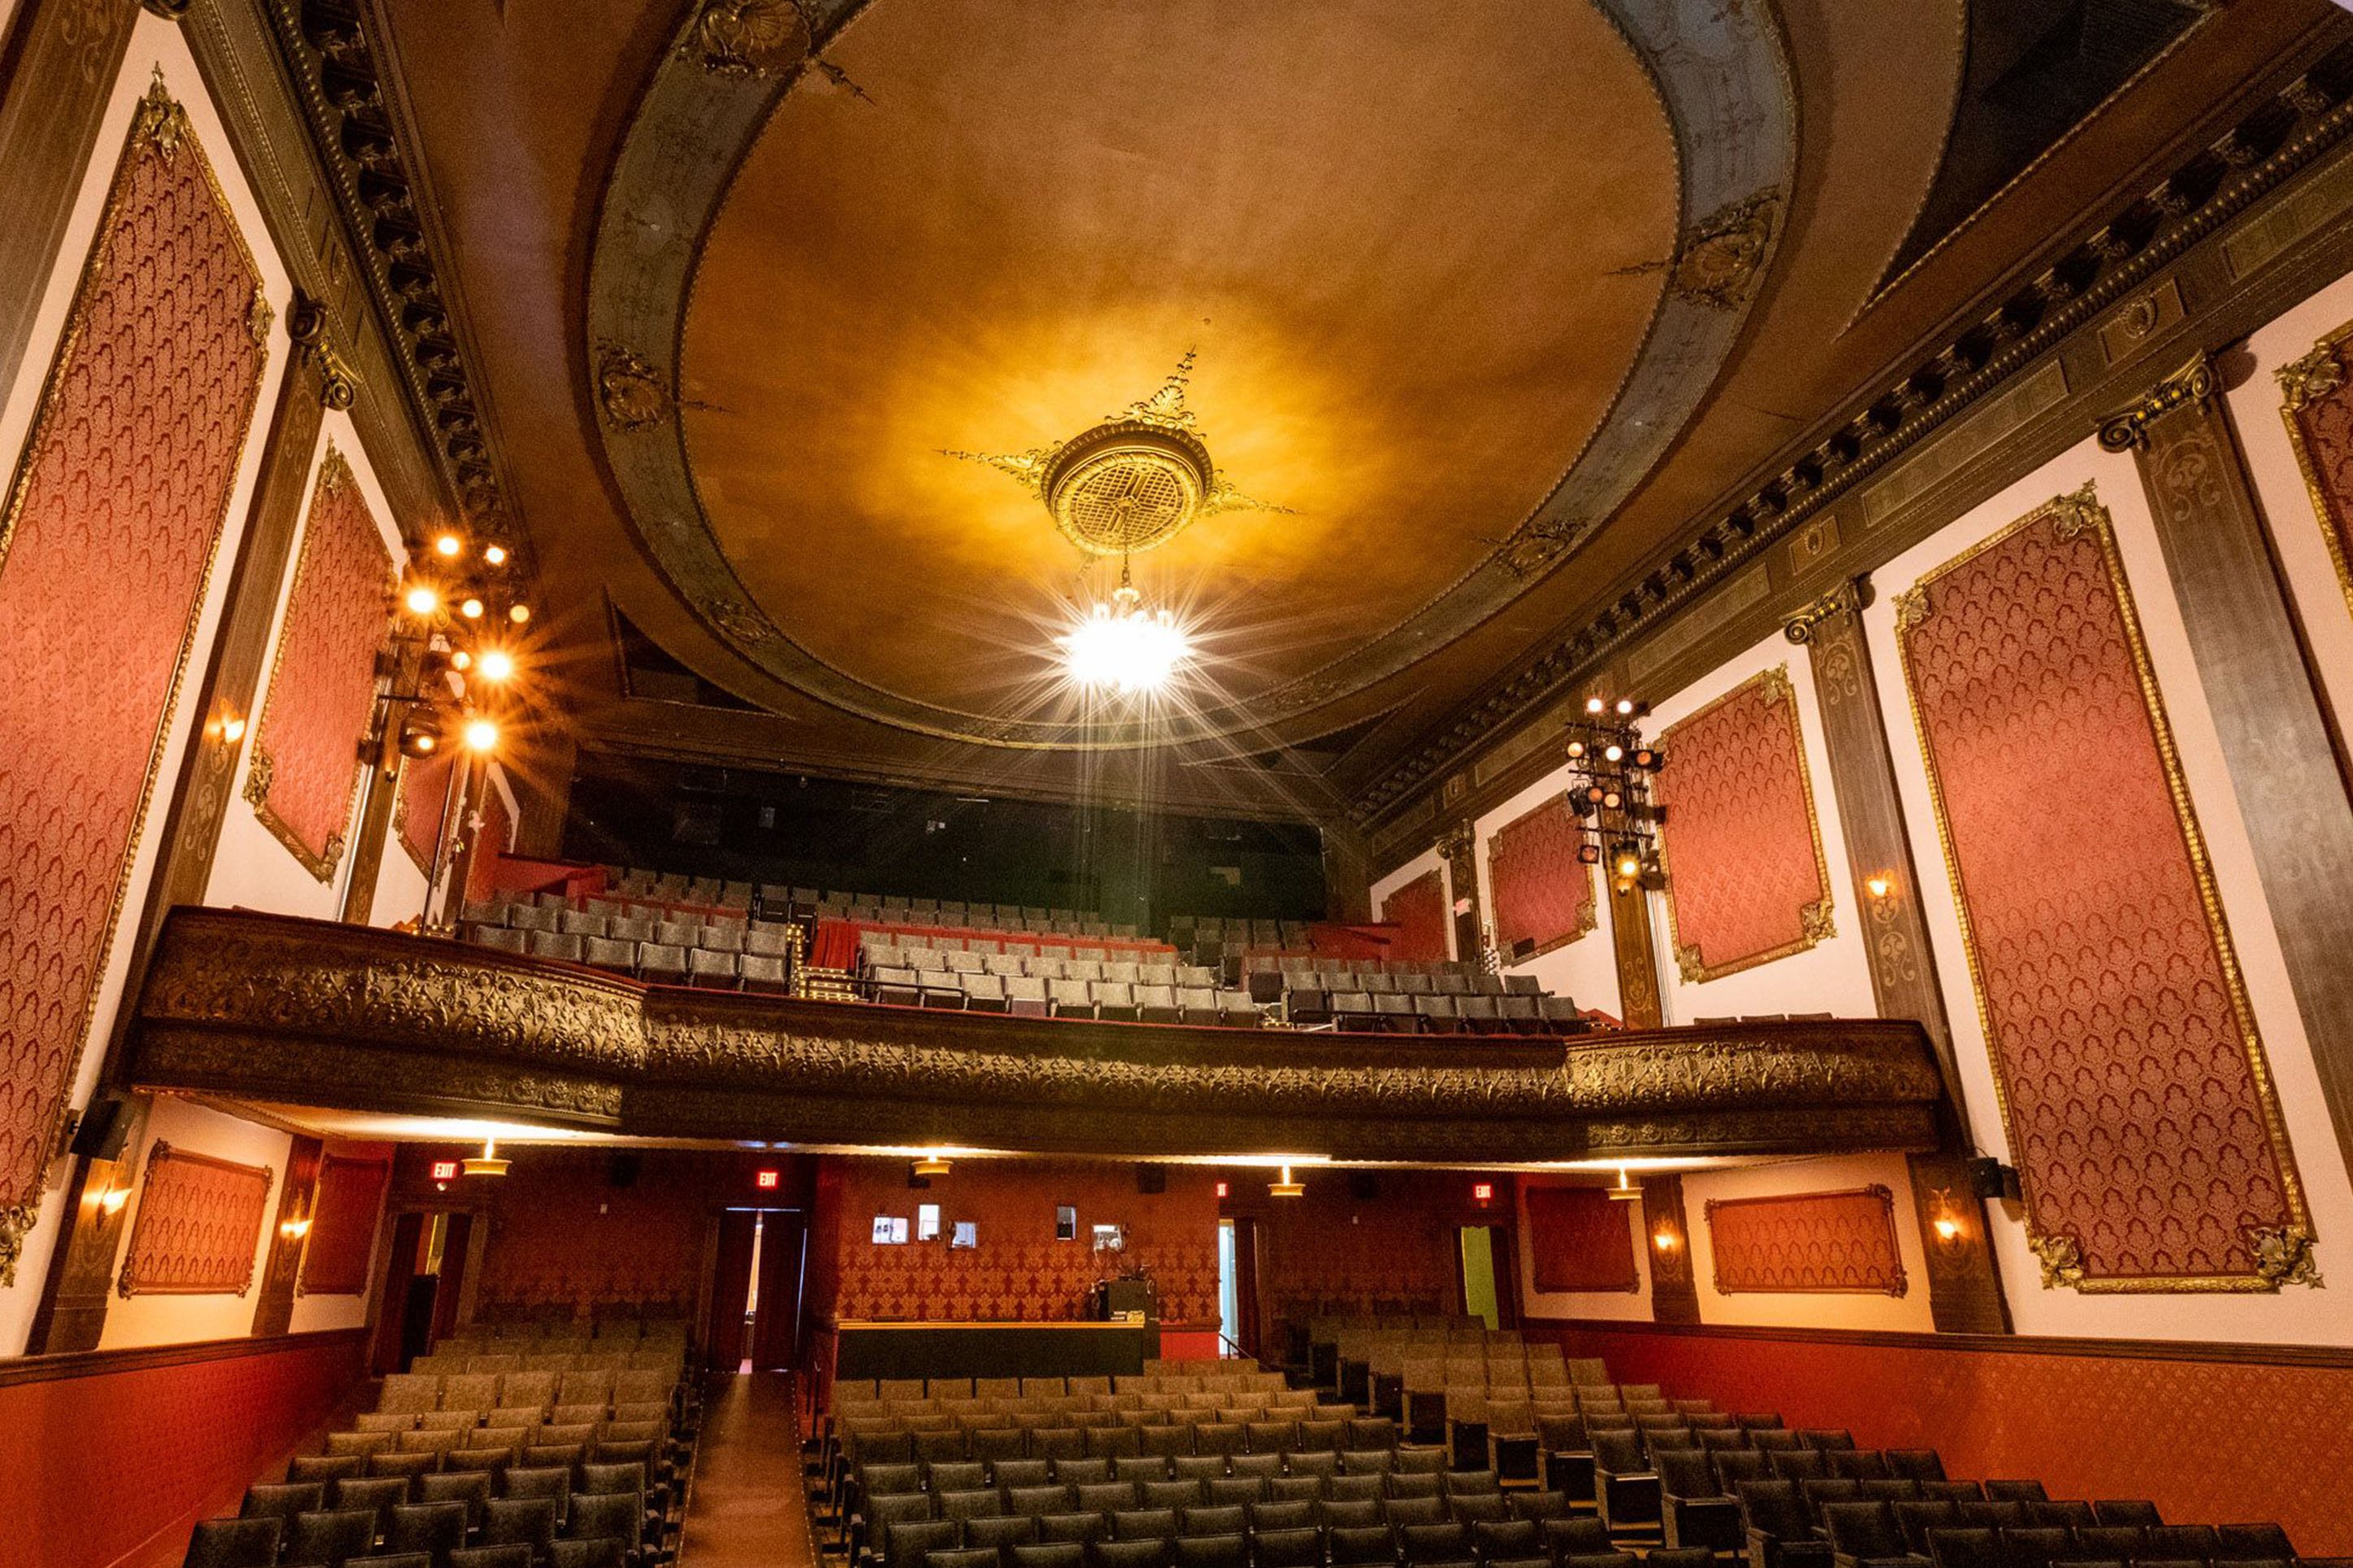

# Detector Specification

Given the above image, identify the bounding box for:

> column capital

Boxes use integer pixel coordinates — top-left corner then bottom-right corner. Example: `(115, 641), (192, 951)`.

(1782, 574), (1874, 644)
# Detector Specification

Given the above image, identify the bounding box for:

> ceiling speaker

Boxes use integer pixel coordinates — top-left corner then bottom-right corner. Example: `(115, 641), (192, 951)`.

(1136, 1163), (1167, 1195)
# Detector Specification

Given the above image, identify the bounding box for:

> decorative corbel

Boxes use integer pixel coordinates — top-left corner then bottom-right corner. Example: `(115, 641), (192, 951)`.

(2097, 358), (2216, 451)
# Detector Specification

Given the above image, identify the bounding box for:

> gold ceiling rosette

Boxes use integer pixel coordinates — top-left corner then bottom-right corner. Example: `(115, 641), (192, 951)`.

(946, 351), (1289, 556)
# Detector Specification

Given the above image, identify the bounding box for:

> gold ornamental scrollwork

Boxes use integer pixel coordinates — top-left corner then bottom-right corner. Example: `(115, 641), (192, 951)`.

(2097, 358), (2217, 451)
(1672, 189), (1781, 311)
(684, 0), (813, 77)
(1781, 576), (1872, 645)
(2030, 1231), (2086, 1291)
(597, 345), (670, 432)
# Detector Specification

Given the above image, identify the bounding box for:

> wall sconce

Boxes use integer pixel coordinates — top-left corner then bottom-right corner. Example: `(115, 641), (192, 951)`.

(1928, 1188), (1968, 1251)
(1606, 1167), (1643, 1203)
(280, 1215), (312, 1241)
(462, 1139), (510, 1178)
(912, 1152), (952, 1179)
(1865, 873), (1895, 901)
(99, 1185), (130, 1216)
(208, 708), (247, 745)
(1651, 1224), (1681, 1253)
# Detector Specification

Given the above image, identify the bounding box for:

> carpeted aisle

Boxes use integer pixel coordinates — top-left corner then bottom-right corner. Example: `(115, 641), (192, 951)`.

(678, 1371), (819, 1568)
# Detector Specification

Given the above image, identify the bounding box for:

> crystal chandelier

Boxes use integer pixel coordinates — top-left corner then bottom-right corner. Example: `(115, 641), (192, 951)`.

(1058, 560), (1191, 697)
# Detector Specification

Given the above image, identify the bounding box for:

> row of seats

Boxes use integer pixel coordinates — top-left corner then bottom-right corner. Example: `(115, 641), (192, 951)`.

(376, 1368), (679, 1414)
(1288, 992), (1581, 1036)
(1164, 917), (1318, 948)
(868, 970), (1265, 1023)
(870, 946), (1218, 987)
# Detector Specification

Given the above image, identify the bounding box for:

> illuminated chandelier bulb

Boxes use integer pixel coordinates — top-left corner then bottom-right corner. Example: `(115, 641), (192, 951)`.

(1059, 567), (1190, 696)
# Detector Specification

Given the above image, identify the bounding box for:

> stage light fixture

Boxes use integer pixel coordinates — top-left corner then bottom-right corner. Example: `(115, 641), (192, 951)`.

(462, 717), (499, 754)
(483, 544), (509, 567)
(476, 649), (515, 682)
(403, 584), (441, 617)
(508, 603), (532, 624)
(459, 597), (485, 619)
(434, 532), (463, 558)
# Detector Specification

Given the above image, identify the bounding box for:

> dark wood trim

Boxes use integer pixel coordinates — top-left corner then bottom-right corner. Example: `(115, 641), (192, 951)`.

(1522, 1314), (2353, 1370)
(252, 1134), (324, 1336)
(339, 636), (424, 923)
(1320, 822), (1372, 924)
(2106, 354), (2353, 1179)
(1639, 1175), (1698, 1325)
(0, 1325), (368, 1390)
(1608, 883), (1663, 1028)
(0, 0), (143, 413)
(1435, 823), (1481, 964)
(26, 1096), (152, 1354)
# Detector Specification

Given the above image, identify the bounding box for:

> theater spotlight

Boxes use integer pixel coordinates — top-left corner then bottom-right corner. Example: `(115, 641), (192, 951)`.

(1577, 844), (1602, 866)
(1631, 747), (1659, 770)
(402, 583), (441, 617)
(483, 544), (508, 567)
(462, 716), (499, 754)
(475, 648), (516, 683)
(433, 532), (463, 558)
(398, 714), (443, 758)
(459, 597), (485, 619)
(1564, 740), (1585, 759)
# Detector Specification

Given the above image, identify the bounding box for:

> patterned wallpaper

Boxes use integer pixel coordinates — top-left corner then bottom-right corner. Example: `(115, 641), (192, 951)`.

(1704, 1186), (1906, 1297)
(118, 1142), (273, 1297)
(468, 773), (513, 904)
(819, 1159), (1220, 1324)
(1655, 666), (1833, 982)
(396, 749), (450, 874)
(1526, 1185), (1638, 1293)
(1487, 798), (1597, 961)
(469, 1148), (711, 1316)
(1379, 868), (1450, 963)
(0, 85), (268, 1225)
(298, 1152), (388, 1296)
(1897, 489), (2307, 1291)
(246, 446), (391, 880)
(1543, 1321), (2353, 1559)
(1256, 1169), (1488, 1326)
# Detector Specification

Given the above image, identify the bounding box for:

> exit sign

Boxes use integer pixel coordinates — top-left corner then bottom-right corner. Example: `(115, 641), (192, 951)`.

(755, 1168), (781, 1190)
(430, 1160), (459, 1181)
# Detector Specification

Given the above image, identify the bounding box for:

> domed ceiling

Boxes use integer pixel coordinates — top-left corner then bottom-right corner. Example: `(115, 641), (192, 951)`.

(677, 0), (1677, 717)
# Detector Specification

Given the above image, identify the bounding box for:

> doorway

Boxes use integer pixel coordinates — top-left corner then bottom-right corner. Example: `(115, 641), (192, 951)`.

(1458, 1225), (1502, 1331)
(371, 1210), (472, 1374)
(1218, 1216), (1263, 1359)
(707, 1208), (805, 1372)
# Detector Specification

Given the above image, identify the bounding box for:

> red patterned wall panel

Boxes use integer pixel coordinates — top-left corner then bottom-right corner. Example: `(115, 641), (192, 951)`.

(0, 1331), (367, 1568)
(1379, 867), (1450, 963)
(467, 772), (514, 905)
(396, 749), (450, 874)
(119, 1142), (274, 1297)
(1538, 1321), (2353, 1558)
(2277, 324), (2353, 618)
(246, 446), (392, 879)
(0, 84), (268, 1240)
(1487, 799), (1597, 961)
(468, 1147), (710, 1317)
(298, 1153), (387, 1296)
(1703, 1186), (1906, 1296)
(1256, 1168), (1488, 1326)
(1526, 1185), (1638, 1293)
(823, 1159), (1220, 1324)
(1896, 487), (2307, 1291)
(1656, 666), (1834, 982)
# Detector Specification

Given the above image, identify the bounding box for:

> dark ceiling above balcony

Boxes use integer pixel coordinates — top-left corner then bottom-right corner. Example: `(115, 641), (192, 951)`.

(344, 0), (2333, 817)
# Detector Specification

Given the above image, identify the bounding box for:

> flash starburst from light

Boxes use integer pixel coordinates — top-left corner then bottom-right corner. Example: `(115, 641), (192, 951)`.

(1057, 577), (1192, 697)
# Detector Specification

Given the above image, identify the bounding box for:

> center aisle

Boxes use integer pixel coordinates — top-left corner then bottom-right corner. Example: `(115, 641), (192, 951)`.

(678, 1370), (820, 1568)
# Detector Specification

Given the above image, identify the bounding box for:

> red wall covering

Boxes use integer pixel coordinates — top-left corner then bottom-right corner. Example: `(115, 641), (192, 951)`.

(0, 89), (267, 1218)
(467, 777), (513, 905)
(1655, 668), (1830, 979)
(1536, 1321), (2353, 1557)
(812, 1159), (1220, 1325)
(1525, 1186), (1638, 1293)
(461, 1147), (711, 1316)
(246, 450), (390, 876)
(1898, 495), (2301, 1287)
(117, 1142), (274, 1297)
(396, 750), (449, 874)
(1378, 870), (1450, 963)
(0, 1331), (367, 1568)
(1486, 799), (1596, 961)
(1703, 1186), (1907, 1297)
(298, 1153), (388, 1297)
(1252, 1170), (1496, 1327)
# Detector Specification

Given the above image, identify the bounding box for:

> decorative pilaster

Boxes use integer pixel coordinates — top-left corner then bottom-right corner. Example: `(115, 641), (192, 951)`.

(1609, 880), (1664, 1029)
(250, 1136), (324, 1336)
(1321, 819), (1373, 924)
(1784, 576), (2011, 1334)
(2101, 352), (2353, 1180)
(1433, 822), (1482, 966)
(1640, 1175), (1700, 1323)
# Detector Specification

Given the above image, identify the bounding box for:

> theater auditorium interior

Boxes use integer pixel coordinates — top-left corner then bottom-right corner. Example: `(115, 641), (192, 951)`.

(11, 0), (2353, 1565)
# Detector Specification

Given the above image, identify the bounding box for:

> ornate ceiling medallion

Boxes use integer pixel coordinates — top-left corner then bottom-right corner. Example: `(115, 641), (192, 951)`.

(945, 351), (1289, 556)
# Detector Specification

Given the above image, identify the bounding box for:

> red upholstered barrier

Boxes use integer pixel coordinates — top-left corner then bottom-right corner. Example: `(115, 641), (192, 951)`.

(0, 1329), (368, 1568)
(1531, 1318), (2353, 1557)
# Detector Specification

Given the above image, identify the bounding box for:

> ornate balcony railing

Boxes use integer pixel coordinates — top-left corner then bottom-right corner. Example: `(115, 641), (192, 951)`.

(128, 909), (1946, 1162)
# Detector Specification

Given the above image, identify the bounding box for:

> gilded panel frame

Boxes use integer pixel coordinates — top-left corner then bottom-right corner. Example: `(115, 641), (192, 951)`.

(1656, 663), (1837, 984)
(116, 1140), (275, 1297)
(242, 444), (395, 882)
(0, 76), (269, 1236)
(2275, 322), (2353, 620)
(1703, 1183), (1907, 1297)
(1485, 797), (1600, 963)
(1892, 482), (2312, 1292)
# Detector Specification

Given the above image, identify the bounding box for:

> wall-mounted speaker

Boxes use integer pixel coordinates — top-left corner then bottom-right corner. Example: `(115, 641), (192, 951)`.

(608, 1153), (642, 1189)
(1136, 1164), (1167, 1195)
(1347, 1171), (1380, 1202)
(1968, 1158), (2021, 1202)
(69, 1098), (131, 1161)
(907, 1171), (932, 1190)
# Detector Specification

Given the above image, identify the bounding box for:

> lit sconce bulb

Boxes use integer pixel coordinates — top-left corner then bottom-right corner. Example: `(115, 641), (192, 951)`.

(1585, 697), (1607, 715)
(1615, 853), (1642, 880)
(483, 544), (508, 567)
(215, 713), (246, 744)
(403, 584), (441, 617)
(1933, 1215), (1962, 1242)
(459, 597), (485, 619)
(476, 649), (515, 682)
(1565, 740), (1585, 759)
(1866, 874), (1894, 900)
(100, 1186), (129, 1215)
(434, 532), (463, 558)
(508, 603), (531, 624)
(463, 717), (499, 754)
(1653, 1227), (1679, 1253)
(281, 1216), (312, 1240)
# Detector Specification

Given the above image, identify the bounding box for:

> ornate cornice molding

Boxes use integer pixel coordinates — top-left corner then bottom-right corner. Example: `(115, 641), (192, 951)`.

(581, 0), (1796, 753)
(1356, 46), (2353, 824)
(259, 0), (524, 560)
(129, 909), (1945, 1162)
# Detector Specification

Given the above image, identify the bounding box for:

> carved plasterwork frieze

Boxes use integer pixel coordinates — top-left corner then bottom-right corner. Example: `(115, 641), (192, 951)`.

(128, 910), (1946, 1162)
(1672, 190), (1781, 311)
